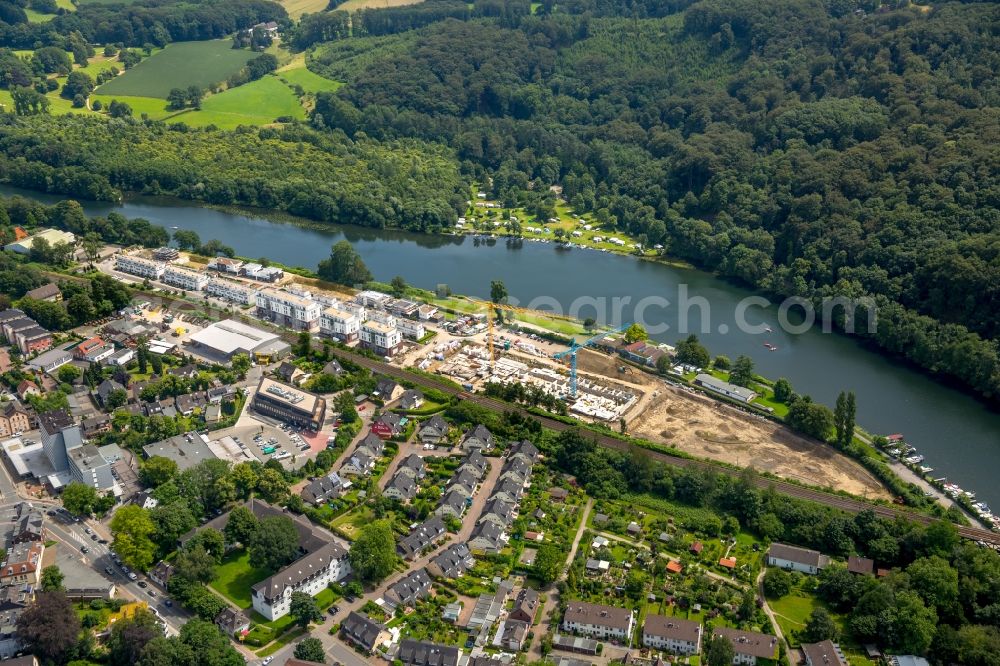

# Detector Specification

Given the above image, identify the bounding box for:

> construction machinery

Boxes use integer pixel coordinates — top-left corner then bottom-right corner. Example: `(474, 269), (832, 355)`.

(465, 297), (578, 370)
(553, 324), (630, 398)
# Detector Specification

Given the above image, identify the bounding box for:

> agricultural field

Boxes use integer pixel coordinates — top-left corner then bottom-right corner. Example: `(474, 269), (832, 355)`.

(336, 0), (423, 11)
(279, 0), (330, 19)
(170, 76), (305, 130)
(96, 40), (257, 98)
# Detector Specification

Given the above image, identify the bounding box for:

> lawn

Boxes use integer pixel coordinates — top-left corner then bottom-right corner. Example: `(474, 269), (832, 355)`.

(170, 76), (305, 129)
(24, 0), (74, 22)
(278, 65), (342, 94)
(95, 40), (258, 98)
(209, 549), (271, 609)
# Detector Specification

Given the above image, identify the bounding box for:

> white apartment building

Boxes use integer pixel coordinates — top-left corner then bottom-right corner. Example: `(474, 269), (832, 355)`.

(367, 310), (398, 328)
(162, 265), (209, 291)
(356, 290), (392, 308)
(115, 254), (165, 280)
(320, 305), (362, 342)
(251, 542), (350, 620)
(397, 318), (426, 340)
(256, 288), (321, 332)
(562, 601), (634, 642)
(360, 319), (403, 356)
(643, 615), (701, 655)
(206, 278), (259, 305)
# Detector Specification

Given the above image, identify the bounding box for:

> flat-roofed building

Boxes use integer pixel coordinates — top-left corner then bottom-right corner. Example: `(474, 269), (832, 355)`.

(207, 256), (243, 274)
(114, 254), (165, 279)
(397, 319), (425, 340)
(562, 601), (634, 642)
(205, 278), (258, 305)
(360, 319), (403, 357)
(251, 378), (326, 430)
(162, 264), (208, 291)
(643, 614), (701, 655)
(143, 433), (216, 471)
(256, 288), (321, 331)
(27, 347), (72, 373)
(75, 336), (115, 363)
(188, 319), (289, 362)
(68, 445), (117, 494)
(693, 374), (757, 403)
(152, 247), (179, 262)
(5, 229), (75, 255)
(712, 627), (778, 665)
(320, 304), (362, 342)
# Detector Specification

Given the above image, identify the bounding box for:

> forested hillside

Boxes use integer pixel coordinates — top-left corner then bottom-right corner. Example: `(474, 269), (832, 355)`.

(0, 116), (467, 229)
(0, 0), (996, 400)
(307, 0), (1000, 400)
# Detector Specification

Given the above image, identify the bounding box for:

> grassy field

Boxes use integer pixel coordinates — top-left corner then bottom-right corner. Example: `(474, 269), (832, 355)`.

(170, 76), (305, 129)
(209, 549), (270, 608)
(96, 40), (257, 99)
(279, 0), (330, 18)
(278, 65), (342, 94)
(24, 0), (74, 22)
(90, 94), (175, 119)
(336, 0), (423, 10)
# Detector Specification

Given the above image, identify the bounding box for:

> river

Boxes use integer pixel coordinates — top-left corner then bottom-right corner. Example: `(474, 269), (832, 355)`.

(5, 187), (1000, 508)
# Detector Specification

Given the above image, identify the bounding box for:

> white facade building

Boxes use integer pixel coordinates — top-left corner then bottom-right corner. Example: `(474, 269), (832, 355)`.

(162, 265), (209, 291)
(320, 305), (362, 342)
(256, 289), (322, 332)
(360, 320), (403, 356)
(643, 615), (701, 655)
(206, 279), (259, 305)
(115, 254), (165, 279)
(251, 542), (350, 620)
(562, 601), (634, 642)
(397, 319), (426, 340)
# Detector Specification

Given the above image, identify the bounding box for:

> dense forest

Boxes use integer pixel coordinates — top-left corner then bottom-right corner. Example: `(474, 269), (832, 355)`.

(304, 0), (1000, 400)
(0, 116), (467, 230)
(0, 0), (996, 400)
(0, 0), (286, 49)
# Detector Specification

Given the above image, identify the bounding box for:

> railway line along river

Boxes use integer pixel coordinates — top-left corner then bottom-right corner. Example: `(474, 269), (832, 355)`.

(5, 186), (999, 508)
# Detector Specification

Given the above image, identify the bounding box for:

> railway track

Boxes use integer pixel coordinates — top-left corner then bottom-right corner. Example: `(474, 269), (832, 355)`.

(333, 348), (1000, 546)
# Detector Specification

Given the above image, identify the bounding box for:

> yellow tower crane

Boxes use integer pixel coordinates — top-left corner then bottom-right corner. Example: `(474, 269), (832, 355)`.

(464, 297), (578, 371)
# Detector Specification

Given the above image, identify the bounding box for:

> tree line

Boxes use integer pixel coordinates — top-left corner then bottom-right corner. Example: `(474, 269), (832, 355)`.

(304, 1), (999, 400)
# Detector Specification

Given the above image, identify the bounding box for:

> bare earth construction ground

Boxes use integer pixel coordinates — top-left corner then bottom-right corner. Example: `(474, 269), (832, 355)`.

(573, 350), (891, 500)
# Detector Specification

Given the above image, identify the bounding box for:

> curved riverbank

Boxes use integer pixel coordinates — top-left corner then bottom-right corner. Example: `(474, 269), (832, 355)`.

(3, 184), (999, 509)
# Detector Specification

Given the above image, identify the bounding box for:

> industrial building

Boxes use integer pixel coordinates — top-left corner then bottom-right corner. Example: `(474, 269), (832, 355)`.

(187, 319), (289, 362)
(251, 378), (326, 430)
(4, 229), (75, 255)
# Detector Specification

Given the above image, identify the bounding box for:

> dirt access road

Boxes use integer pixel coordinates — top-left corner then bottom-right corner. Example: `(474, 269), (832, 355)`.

(572, 349), (890, 499)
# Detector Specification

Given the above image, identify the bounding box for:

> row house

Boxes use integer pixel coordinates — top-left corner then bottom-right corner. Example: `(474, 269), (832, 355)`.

(300, 471), (349, 506)
(468, 520), (505, 552)
(319, 304), (362, 342)
(205, 278), (259, 305)
(0, 542), (44, 586)
(360, 319), (403, 357)
(114, 254), (165, 280)
(1, 312), (52, 355)
(397, 516), (446, 560)
(370, 412), (403, 439)
(397, 318), (425, 341)
(385, 568), (433, 608)
(435, 490), (468, 519)
(256, 288), (321, 332)
(428, 543), (474, 579)
(457, 451), (489, 480)
(162, 265), (209, 291)
(383, 472), (417, 501)
(562, 601), (634, 642)
(461, 424), (495, 451)
(642, 614), (701, 655)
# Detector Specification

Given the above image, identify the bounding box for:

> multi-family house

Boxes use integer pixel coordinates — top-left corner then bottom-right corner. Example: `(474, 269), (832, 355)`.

(397, 516), (446, 560)
(162, 265), (208, 291)
(712, 627), (778, 665)
(562, 601), (635, 642)
(418, 415), (450, 445)
(428, 543), (474, 579)
(642, 614), (701, 655)
(767, 543), (830, 575)
(461, 424), (495, 451)
(256, 288), (322, 332)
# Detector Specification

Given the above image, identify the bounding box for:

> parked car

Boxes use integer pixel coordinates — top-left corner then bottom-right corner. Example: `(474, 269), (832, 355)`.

(138, 581), (148, 588)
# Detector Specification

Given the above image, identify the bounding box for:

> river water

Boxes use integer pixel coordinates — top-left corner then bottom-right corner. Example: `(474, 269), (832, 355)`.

(6, 187), (999, 507)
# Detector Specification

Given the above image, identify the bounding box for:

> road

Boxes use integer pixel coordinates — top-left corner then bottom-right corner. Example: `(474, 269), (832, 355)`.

(246, 433), (504, 666)
(328, 347), (1000, 546)
(526, 498), (592, 661)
